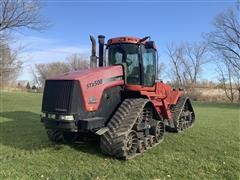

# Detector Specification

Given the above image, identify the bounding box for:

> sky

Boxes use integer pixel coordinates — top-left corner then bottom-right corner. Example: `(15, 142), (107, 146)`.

(16, 0), (238, 81)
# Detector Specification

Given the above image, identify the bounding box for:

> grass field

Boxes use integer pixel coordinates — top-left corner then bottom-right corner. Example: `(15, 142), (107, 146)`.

(0, 91), (239, 179)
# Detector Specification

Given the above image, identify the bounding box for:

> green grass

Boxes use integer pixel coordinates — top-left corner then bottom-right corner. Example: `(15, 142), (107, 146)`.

(0, 91), (239, 179)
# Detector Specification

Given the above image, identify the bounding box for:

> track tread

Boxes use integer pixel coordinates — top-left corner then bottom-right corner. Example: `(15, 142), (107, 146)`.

(100, 98), (164, 159)
(47, 129), (63, 143)
(172, 96), (195, 132)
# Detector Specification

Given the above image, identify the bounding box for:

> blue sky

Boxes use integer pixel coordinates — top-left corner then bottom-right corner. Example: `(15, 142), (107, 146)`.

(17, 0), (238, 81)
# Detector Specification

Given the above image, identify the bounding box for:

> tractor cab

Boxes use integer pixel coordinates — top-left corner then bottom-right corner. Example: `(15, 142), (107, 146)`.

(90, 36), (158, 88)
(107, 37), (157, 87)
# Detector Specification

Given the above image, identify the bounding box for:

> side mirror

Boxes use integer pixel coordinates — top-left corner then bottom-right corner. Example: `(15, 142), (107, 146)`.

(145, 41), (156, 49)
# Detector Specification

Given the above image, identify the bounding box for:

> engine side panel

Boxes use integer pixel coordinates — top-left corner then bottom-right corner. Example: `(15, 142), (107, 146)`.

(125, 82), (182, 120)
(79, 73), (123, 112)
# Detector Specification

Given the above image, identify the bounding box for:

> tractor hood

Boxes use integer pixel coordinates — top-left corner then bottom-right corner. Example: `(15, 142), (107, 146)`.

(48, 65), (123, 82)
(45, 65), (124, 112)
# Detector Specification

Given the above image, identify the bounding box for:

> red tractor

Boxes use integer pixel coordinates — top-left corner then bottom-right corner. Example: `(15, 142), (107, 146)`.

(41, 35), (195, 159)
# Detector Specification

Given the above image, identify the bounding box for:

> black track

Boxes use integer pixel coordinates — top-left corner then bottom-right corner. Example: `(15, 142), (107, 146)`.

(172, 96), (195, 132)
(47, 129), (63, 143)
(100, 98), (165, 159)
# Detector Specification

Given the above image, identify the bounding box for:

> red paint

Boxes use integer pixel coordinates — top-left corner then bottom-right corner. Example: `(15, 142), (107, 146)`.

(47, 65), (182, 120)
(48, 65), (124, 111)
(125, 82), (182, 119)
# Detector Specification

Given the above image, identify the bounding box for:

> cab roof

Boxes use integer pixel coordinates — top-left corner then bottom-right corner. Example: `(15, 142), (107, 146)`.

(107, 37), (144, 45)
(107, 36), (157, 50)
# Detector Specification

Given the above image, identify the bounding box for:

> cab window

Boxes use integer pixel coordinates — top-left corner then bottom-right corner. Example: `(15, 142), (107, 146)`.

(141, 45), (156, 86)
(108, 44), (140, 85)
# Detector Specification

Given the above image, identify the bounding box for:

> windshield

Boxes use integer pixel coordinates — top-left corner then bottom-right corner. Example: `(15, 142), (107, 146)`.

(108, 44), (140, 85)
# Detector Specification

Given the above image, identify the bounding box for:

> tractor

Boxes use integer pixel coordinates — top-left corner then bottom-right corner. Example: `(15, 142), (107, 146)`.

(41, 35), (195, 159)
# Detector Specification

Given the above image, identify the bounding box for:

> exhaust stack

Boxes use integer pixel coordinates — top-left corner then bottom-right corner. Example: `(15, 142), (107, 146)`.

(98, 35), (105, 67)
(90, 35), (97, 68)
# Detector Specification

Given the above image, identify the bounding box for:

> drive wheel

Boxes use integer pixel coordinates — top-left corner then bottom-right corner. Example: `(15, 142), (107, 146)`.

(123, 130), (138, 159)
(47, 129), (63, 143)
(151, 121), (165, 143)
(137, 140), (145, 153)
(100, 98), (166, 160)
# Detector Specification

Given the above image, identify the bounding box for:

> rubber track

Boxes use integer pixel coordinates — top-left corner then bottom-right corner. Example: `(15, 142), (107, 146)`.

(172, 96), (192, 132)
(100, 98), (160, 159)
(47, 129), (63, 143)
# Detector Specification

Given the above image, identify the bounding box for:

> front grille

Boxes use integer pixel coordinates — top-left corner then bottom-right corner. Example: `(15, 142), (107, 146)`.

(42, 80), (75, 113)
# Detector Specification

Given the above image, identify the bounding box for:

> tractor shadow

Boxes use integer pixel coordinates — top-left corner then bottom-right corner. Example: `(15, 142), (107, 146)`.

(69, 135), (106, 158)
(0, 111), (106, 158)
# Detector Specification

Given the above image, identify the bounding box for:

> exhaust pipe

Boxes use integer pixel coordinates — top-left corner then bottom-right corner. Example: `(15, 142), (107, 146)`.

(90, 35), (97, 68)
(98, 35), (105, 67)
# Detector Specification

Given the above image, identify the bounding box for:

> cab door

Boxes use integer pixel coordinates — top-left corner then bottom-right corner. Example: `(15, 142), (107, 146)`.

(141, 45), (157, 87)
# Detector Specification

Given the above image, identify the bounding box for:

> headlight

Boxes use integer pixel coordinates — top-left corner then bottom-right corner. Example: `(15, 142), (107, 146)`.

(48, 114), (56, 119)
(64, 115), (74, 121)
(58, 115), (74, 121)
(41, 113), (46, 118)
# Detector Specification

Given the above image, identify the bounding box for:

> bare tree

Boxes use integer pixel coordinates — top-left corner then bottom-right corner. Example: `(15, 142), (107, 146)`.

(206, 9), (240, 102)
(31, 66), (40, 88)
(184, 42), (208, 86)
(166, 41), (208, 92)
(166, 42), (185, 88)
(34, 54), (89, 87)
(0, 0), (45, 35)
(66, 53), (89, 71)
(207, 9), (240, 71)
(0, 0), (46, 87)
(157, 62), (165, 80)
(35, 62), (70, 87)
(0, 41), (22, 88)
(217, 59), (236, 102)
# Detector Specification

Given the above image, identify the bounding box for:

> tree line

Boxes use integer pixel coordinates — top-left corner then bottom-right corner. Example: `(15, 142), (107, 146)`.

(163, 9), (239, 102)
(33, 54), (89, 87)
(0, 0), (45, 87)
